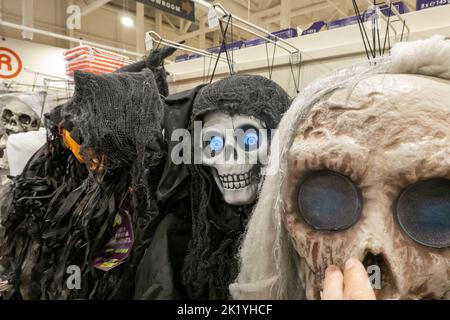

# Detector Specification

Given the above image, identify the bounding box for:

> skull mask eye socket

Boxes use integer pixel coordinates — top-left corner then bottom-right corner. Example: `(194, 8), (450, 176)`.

(18, 114), (32, 125)
(2, 109), (13, 121)
(297, 170), (362, 231)
(203, 132), (224, 158)
(236, 125), (260, 152)
(396, 178), (450, 248)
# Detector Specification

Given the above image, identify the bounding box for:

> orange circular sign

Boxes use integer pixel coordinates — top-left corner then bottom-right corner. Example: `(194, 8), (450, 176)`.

(0, 47), (23, 79)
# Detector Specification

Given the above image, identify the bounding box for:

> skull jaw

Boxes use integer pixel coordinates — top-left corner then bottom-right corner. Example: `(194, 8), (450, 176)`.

(222, 185), (258, 206)
(212, 171), (259, 206)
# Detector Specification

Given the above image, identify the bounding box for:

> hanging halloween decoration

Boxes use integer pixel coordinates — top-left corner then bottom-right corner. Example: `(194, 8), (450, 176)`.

(134, 75), (291, 300)
(0, 68), (165, 299)
(231, 36), (450, 300)
(116, 46), (177, 97)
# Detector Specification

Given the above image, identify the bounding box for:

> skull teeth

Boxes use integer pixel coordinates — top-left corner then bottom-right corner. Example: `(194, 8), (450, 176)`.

(219, 172), (253, 190)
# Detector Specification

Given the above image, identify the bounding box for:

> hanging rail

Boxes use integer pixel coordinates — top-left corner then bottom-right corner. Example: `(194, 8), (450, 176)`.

(0, 19), (142, 58)
(210, 3), (301, 57)
(147, 31), (232, 65)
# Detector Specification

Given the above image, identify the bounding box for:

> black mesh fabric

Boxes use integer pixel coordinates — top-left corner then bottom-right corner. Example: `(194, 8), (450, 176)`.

(116, 47), (177, 97)
(65, 70), (164, 174)
(191, 74), (291, 130)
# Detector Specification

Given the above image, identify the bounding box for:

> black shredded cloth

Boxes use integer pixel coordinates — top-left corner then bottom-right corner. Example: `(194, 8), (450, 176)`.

(0, 110), (89, 299)
(116, 46), (177, 97)
(0, 69), (166, 300)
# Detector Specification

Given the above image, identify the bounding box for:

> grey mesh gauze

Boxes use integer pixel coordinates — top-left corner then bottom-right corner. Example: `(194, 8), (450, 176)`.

(192, 74), (291, 128)
(65, 69), (164, 173)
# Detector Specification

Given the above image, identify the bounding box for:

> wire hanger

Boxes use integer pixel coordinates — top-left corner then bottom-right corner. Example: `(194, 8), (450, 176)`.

(209, 3), (302, 94)
(147, 31), (231, 65)
(352, 0), (410, 61)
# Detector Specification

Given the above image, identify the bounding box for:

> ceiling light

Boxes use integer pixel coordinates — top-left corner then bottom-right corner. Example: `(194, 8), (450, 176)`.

(121, 16), (134, 27)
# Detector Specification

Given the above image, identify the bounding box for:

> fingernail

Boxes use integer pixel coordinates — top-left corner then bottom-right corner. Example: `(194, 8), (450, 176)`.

(325, 265), (339, 276)
(345, 258), (359, 270)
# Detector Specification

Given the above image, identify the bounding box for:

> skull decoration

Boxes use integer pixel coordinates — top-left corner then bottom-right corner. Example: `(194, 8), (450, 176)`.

(1, 97), (40, 136)
(284, 73), (450, 300)
(201, 111), (268, 206)
(231, 36), (450, 301)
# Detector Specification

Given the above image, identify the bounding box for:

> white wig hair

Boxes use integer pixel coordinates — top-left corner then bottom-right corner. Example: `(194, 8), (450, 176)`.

(230, 36), (450, 300)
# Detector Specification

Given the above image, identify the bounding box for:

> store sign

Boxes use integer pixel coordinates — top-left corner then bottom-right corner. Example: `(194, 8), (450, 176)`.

(0, 47), (23, 79)
(416, 0), (449, 10)
(136, 0), (195, 22)
(301, 21), (326, 35)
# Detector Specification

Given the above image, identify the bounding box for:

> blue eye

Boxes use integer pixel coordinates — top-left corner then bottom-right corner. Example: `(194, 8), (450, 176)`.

(244, 133), (258, 147)
(210, 136), (224, 151)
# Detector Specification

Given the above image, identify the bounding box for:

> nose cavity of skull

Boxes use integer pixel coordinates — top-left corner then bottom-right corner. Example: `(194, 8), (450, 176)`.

(362, 251), (396, 298)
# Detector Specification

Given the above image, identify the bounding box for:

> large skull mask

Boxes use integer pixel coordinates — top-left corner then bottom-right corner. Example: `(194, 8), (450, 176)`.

(283, 73), (450, 300)
(1, 97), (40, 136)
(201, 111), (268, 206)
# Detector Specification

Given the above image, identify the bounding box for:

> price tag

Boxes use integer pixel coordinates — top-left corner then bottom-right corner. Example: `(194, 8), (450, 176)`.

(208, 6), (219, 29)
(145, 32), (153, 51)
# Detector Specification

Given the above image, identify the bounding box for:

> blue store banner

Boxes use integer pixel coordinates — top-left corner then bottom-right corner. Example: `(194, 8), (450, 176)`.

(136, 0), (195, 22)
(417, 0), (449, 10)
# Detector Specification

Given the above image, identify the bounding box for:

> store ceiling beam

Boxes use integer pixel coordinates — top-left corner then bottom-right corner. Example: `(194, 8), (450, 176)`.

(174, 23), (212, 43)
(136, 1), (145, 54)
(280, 0), (291, 29)
(263, 1), (332, 25)
(162, 13), (178, 32)
(325, 0), (348, 18)
(81, 0), (112, 16)
(21, 0), (34, 40)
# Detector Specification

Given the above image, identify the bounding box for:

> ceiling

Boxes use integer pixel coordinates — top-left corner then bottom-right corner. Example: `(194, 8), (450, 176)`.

(108, 0), (418, 38)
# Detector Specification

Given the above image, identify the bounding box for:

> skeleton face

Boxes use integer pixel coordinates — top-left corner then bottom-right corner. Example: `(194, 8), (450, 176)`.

(201, 111), (268, 206)
(1, 99), (40, 136)
(283, 74), (450, 300)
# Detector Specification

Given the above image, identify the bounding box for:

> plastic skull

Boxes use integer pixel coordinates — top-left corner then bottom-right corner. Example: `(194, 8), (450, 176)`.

(1, 97), (40, 136)
(201, 111), (268, 206)
(283, 73), (450, 300)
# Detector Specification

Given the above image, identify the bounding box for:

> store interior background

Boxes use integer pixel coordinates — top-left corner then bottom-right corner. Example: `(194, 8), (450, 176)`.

(0, 0), (449, 102)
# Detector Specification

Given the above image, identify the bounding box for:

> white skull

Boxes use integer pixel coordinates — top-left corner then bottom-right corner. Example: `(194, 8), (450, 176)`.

(1, 97), (40, 136)
(201, 111), (268, 206)
(284, 73), (450, 300)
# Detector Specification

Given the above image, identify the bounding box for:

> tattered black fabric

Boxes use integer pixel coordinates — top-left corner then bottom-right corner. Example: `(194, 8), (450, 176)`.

(0, 108), (88, 299)
(182, 75), (291, 300)
(0, 69), (166, 300)
(136, 75), (291, 300)
(134, 85), (204, 300)
(116, 47), (176, 97)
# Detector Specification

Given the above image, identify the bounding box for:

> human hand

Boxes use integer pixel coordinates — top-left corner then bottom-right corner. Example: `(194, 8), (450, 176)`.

(321, 258), (376, 300)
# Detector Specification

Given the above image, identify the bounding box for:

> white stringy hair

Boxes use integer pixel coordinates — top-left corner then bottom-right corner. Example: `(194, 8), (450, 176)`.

(229, 36), (450, 299)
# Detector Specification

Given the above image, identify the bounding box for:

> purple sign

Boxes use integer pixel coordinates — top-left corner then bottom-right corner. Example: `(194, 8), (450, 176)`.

(188, 53), (202, 60)
(244, 28), (298, 48)
(243, 38), (265, 48)
(271, 28), (298, 39)
(417, 0), (449, 10)
(364, 1), (408, 19)
(175, 54), (189, 63)
(301, 21), (326, 35)
(94, 208), (135, 271)
(206, 41), (244, 54)
(327, 15), (359, 29)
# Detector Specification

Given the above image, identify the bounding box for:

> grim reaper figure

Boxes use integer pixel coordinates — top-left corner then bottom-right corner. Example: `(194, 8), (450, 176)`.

(135, 75), (291, 300)
(231, 36), (450, 300)
(0, 45), (176, 299)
